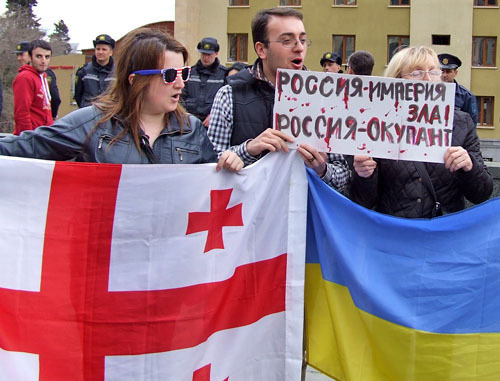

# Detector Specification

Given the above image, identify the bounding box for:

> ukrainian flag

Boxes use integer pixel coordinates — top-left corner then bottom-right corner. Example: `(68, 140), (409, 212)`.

(305, 169), (500, 381)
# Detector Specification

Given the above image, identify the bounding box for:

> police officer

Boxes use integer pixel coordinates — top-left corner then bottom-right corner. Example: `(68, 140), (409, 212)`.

(438, 53), (478, 124)
(181, 37), (227, 127)
(320, 52), (343, 73)
(74, 34), (115, 108)
(14, 41), (61, 119)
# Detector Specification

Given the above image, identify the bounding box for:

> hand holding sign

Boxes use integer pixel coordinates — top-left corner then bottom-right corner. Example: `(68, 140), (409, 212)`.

(444, 146), (473, 173)
(246, 128), (293, 157)
(353, 155), (377, 178)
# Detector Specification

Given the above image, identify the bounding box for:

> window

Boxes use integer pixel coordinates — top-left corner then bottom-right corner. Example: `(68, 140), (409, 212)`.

(229, 0), (249, 5)
(474, 0), (498, 5)
(334, 0), (357, 5)
(279, 0), (301, 5)
(228, 34), (248, 62)
(333, 35), (355, 64)
(477, 96), (494, 126)
(390, 0), (410, 5)
(387, 36), (409, 63)
(432, 35), (450, 45)
(473, 37), (497, 66)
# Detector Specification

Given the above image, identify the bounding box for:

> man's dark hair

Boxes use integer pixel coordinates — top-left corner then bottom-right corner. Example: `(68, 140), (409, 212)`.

(347, 50), (374, 75)
(251, 7), (303, 49)
(28, 40), (52, 57)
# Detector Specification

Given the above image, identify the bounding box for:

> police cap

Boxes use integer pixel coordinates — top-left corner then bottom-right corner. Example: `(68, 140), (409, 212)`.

(14, 41), (30, 53)
(93, 34), (115, 49)
(197, 37), (219, 54)
(438, 53), (462, 70)
(320, 52), (342, 67)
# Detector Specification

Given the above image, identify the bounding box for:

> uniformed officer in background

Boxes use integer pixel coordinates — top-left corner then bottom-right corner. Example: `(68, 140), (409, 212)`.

(181, 37), (227, 127)
(320, 51), (343, 73)
(74, 34), (115, 108)
(438, 53), (478, 124)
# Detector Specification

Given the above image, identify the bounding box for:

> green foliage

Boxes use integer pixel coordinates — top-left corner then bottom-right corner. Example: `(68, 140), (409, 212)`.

(49, 20), (72, 55)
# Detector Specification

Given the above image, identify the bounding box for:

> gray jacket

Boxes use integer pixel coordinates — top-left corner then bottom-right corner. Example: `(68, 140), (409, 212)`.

(0, 106), (217, 164)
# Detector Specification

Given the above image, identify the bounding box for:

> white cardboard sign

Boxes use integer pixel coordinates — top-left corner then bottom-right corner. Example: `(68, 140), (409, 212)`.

(274, 69), (456, 163)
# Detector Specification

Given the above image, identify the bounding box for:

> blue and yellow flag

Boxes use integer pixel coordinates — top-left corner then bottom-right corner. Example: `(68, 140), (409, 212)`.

(305, 169), (500, 381)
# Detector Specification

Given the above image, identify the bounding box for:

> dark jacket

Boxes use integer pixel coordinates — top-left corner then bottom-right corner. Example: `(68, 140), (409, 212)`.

(74, 56), (115, 108)
(45, 68), (61, 119)
(349, 110), (492, 218)
(455, 80), (478, 125)
(227, 64), (275, 146)
(181, 58), (227, 120)
(0, 106), (217, 164)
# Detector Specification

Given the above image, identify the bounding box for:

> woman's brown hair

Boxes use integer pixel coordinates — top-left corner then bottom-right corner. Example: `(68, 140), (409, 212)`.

(93, 28), (189, 150)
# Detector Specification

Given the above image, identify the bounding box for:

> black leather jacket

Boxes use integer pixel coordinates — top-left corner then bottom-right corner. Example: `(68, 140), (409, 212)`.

(74, 56), (115, 108)
(349, 110), (493, 218)
(0, 106), (217, 164)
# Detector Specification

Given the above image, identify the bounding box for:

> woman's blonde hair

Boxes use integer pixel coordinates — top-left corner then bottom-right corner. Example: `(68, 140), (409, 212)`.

(385, 46), (440, 78)
(93, 28), (189, 151)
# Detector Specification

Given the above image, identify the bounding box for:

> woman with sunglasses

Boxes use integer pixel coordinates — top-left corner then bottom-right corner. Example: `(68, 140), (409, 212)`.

(349, 46), (492, 218)
(0, 28), (224, 166)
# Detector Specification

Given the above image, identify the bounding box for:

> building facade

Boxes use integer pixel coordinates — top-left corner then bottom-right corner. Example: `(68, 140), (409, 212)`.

(175, 0), (500, 160)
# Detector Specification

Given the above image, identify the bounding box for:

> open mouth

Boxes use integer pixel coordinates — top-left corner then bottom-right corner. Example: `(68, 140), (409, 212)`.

(291, 58), (303, 68)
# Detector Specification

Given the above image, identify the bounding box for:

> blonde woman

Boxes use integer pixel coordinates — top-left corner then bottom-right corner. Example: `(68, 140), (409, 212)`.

(350, 46), (492, 218)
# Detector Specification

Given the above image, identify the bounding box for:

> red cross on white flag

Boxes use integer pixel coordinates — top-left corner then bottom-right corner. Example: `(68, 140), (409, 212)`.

(0, 152), (307, 380)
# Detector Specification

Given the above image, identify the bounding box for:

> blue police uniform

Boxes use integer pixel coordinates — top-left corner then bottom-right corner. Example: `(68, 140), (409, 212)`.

(438, 53), (478, 124)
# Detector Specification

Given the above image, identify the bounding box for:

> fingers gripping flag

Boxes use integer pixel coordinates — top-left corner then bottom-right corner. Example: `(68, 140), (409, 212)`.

(0, 153), (307, 380)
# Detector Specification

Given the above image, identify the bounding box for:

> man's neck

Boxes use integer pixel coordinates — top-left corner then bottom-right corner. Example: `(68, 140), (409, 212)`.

(261, 63), (276, 86)
(96, 58), (110, 66)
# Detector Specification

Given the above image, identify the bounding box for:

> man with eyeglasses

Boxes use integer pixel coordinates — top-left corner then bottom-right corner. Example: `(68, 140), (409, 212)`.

(438, 53), (478, 125)
(208, 7), (350, 192)
(181, 37), (228, 128)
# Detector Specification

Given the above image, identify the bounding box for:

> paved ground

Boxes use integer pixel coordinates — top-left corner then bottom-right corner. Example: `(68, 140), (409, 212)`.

(306, 366), (333, 380)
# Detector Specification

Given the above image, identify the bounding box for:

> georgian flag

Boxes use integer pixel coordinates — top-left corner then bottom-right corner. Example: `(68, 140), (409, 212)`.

(0, 152), (307, 380)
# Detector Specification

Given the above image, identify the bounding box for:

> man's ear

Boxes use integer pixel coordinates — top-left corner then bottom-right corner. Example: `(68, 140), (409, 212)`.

(255, 42), (267, 60)
(128, 74), (135, 85)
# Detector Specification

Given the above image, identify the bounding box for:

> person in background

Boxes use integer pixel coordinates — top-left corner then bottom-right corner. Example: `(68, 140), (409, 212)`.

(350, 46), (492, 218)
(12, 39), (53, 135)
(208, 7), (350, 191)
(438, 53), (478, 125)
(181, 37), (227, 127)
(0, 28), (222, 167)
(74, 34), (115, 108)
(320, 51), (343, 73)
(14, 41), (31, 66)
(14, 40), (61, 119)
(346, 50), (374, 75)
(227, 62), (248, 77)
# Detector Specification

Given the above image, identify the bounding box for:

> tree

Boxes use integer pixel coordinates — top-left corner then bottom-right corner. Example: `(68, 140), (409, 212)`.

(6, 0), (40, 29)
(49, 20), (71, 55)
(0, 1), (44, 131)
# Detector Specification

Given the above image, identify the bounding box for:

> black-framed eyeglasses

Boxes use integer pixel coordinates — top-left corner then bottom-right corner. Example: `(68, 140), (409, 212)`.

(266, 37), (312, 49)
(131, 67), (191, 84)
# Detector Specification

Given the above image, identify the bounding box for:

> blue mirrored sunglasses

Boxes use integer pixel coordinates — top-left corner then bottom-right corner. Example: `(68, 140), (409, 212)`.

(131, 67), (191, 84)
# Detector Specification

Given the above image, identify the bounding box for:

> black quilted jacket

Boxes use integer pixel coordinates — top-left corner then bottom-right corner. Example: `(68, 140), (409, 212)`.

(349, 110), (493, 218)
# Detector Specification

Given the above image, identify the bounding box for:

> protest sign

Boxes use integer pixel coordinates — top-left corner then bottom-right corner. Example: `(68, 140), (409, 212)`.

(274, 69), (456, 163)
